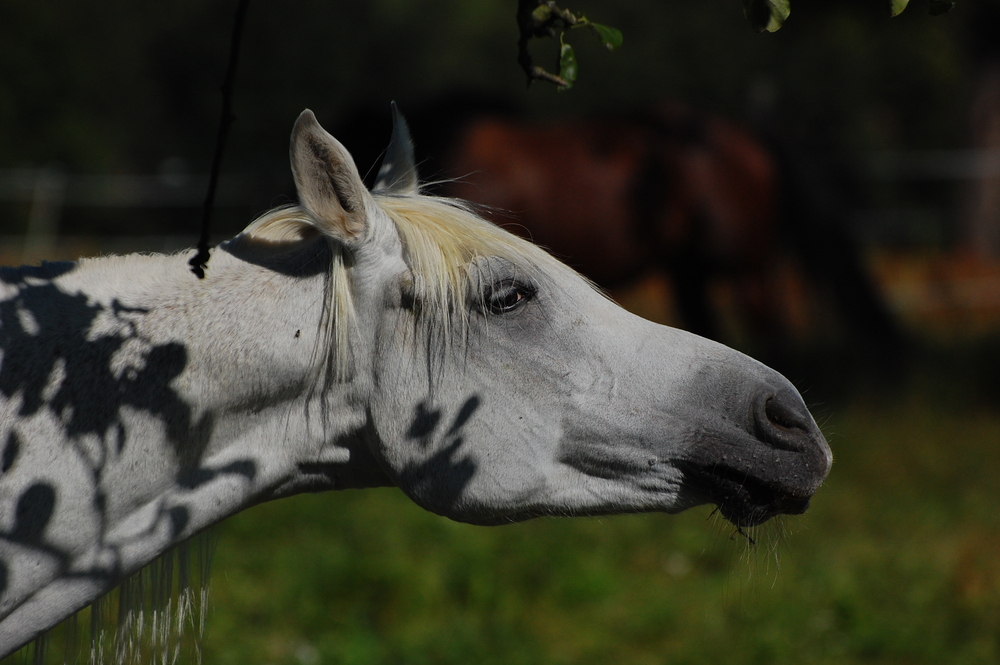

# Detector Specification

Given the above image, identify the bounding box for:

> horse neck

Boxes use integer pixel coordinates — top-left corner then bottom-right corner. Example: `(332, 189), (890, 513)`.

(0, 245), (386, 653)
(44, 245), (382, 524)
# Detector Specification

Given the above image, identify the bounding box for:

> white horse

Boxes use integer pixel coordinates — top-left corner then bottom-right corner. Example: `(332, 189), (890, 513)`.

(0, 106), (831, 659)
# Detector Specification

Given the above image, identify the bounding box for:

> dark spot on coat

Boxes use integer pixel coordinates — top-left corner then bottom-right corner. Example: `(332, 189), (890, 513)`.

(2, 432), (20, 473)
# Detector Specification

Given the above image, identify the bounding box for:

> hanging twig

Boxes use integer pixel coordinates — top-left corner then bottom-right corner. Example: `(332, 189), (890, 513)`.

(516, 0), (573, 87)
(189, 0), (251, 279)
(516, 0), (621, 90)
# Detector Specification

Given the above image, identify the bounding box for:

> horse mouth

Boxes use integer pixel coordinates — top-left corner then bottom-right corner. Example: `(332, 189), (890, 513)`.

(677, 461), (813, 528)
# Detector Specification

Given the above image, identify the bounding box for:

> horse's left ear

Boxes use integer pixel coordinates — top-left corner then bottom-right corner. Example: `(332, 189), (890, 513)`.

(290, 109), (372, 243)
(373, 101), (418, 195)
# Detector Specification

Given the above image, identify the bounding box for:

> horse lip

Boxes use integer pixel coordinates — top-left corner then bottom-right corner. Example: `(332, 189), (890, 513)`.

(677, 428), (829, 527)
(676, 456), (820, 528)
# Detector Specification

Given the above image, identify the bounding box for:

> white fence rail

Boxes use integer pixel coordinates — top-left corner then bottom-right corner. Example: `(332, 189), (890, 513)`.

(864, 149), (1000, 180)
(2, 148), (999, 260)
(0, 168), (251, 263)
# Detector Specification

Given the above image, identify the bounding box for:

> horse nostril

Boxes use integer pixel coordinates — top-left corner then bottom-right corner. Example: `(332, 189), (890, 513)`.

(755, 389), (814, 452)
(765, 395), (808, 432)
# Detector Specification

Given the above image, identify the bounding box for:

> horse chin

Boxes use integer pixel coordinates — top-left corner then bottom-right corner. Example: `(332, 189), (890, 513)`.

(677, 461), (814, 528)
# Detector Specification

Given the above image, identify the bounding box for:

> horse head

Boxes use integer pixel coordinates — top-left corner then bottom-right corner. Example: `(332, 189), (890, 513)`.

(277, 107), (831, 528)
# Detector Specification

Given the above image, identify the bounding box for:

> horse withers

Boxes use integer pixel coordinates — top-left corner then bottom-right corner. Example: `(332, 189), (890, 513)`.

(0, 106), (831, 657)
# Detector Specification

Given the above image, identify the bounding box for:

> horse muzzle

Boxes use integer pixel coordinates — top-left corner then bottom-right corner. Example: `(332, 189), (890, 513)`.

(678, 384), (832, 528)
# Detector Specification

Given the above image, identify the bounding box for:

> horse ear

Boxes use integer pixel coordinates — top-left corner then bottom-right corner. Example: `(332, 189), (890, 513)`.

(290, 109), (371, 243)
(373, 101), (418, 195)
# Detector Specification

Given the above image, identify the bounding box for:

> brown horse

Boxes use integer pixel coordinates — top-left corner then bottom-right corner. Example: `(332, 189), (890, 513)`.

(340, 98), (904, 368)
(437, 103), (780, 342)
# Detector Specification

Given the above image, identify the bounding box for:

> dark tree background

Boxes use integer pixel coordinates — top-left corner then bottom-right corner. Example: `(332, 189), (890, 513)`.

(0, 0), (982, 240)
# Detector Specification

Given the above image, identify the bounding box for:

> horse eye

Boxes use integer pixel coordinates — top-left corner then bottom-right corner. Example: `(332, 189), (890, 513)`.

(485, 280), (535, 315)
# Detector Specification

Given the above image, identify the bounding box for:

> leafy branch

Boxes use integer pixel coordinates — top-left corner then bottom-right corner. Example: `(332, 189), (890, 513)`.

(516, 0), (622, 90)
(515, 0), (957, 89)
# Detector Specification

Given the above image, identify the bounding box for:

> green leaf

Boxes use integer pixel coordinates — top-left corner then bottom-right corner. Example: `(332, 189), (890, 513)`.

(558, 42), (577, 89)
(928, 0), (955, 15)
(531, 4), (552, 24)
(742, 0), (791, 33)
(589, 22), (623, 51)
(889, 0), (910, 16)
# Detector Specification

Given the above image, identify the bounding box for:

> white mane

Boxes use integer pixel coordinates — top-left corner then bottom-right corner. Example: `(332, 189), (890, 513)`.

(241, 193), (578, 379)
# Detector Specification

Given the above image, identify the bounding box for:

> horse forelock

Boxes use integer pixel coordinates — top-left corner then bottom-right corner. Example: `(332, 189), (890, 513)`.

(240, 194), (576, 380)
(374, 193), (565, 325)
(241, 205), (356, 383)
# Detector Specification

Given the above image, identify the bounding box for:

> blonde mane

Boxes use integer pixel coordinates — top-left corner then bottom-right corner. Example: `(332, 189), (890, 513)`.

(242, 193), (575, 380)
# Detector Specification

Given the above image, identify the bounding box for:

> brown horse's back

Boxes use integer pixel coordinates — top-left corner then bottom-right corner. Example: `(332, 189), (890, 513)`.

(442, 107), (778, 288)
(337, 99), (905, 367)
(444, 118), (651, 284)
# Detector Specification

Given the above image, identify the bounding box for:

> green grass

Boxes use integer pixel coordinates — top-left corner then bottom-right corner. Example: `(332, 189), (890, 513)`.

(195, 379), (1000, 665)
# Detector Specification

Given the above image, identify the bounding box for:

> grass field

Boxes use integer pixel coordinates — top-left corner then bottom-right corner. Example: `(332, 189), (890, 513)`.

(188, 346), (1000, 665)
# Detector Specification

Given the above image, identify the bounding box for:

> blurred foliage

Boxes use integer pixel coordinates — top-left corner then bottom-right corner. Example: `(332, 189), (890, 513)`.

(0, 0), (978, 228)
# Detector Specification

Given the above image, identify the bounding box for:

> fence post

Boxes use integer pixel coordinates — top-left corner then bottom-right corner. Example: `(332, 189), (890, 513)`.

(22, 167), (66, 265)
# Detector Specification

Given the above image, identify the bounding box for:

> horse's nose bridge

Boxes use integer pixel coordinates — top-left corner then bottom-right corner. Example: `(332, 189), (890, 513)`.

(625, 322), (831, 466)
